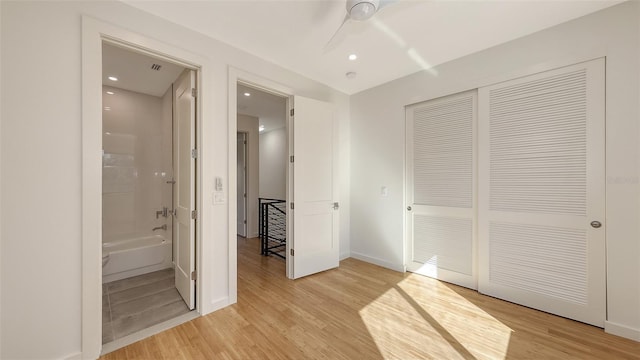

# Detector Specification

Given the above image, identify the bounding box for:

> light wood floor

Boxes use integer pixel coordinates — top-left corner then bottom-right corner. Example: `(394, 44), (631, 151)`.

(101, 237), (640, 359)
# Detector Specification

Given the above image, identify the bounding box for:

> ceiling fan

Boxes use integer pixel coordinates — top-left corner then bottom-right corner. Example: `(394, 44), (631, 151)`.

(325, 0), (398, 50)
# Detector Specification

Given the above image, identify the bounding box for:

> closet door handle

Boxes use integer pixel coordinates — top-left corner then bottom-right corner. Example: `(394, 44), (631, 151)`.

(590, 221), (602, 228)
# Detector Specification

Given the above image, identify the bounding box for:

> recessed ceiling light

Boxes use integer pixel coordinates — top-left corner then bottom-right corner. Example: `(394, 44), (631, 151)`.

(106, 91), (114, 95)
(108, 76), (118, 81)
(259, 125), (265, 132)
(104, 106), (111, 111)
(348, 54), (357, 61)
(346, 71), (357, 79)
(244, 92), (251, 97)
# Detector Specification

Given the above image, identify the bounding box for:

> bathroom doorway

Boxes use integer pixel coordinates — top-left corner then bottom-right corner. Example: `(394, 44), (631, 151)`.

(101, 43), (197, 346)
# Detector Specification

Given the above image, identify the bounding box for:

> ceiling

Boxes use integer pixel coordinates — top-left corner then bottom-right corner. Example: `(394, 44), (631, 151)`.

(238, 84), (287, 132)
(102, 43), (185, 97)
(123, 0), (622, 95)
(103, 43), (286, 130)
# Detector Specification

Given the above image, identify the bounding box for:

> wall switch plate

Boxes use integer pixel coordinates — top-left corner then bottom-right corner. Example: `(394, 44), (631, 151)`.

(213, 191), (225, 204)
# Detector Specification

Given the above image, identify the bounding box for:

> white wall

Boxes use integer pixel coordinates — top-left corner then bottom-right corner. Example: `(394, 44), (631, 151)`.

(238, 114), (259, 238)
(259, 127), (287, 200)
(350, 1), (640, 340)
(102, 85), (171, 242)
(0, 1), (349, 358)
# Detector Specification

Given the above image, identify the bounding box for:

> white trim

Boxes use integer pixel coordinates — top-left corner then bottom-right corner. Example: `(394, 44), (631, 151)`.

(228, 67), (294, 281)
(81, 16), (210, 358)
(350, 251), (405, 272)
(339, 252), (351, 261)
(605, 321), (640, 341)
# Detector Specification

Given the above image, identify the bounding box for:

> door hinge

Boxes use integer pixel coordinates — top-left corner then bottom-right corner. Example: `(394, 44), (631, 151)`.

(243, 193), (246, 198)
(243, 219), (247, 224)
(290, 249), (294, 256)
(290, 108), (294, 116)
(244, 140), (247, 145)
(290, 202), (294, 210)
(191, 88), (197, 98)
(191, 270), (197, 281)
(191, 210), (198, 220)
(290, 155), (294, 163)
(333, 202), (340, 210)
(191, 149), (198, 159)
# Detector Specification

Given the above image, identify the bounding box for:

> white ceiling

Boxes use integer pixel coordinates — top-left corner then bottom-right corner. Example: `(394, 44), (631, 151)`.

(238, 84), (287, 132)
(103, 43), (185, 97)
(123, 0), (622, 95)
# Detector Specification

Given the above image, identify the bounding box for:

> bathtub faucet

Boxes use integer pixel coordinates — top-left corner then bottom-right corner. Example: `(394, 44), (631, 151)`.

(152, 224), (167, 231)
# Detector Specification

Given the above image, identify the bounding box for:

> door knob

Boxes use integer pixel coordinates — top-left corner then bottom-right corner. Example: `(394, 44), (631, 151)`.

(407, 206), (412, 211)
(590, 221), (602, 228)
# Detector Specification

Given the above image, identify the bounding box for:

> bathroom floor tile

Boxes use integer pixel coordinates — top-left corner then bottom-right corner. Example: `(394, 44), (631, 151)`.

(102, 268), (190, 345)
(112, 299), (190, 339)
(102, 321), (114, 344)
(106, 268), (174, 294)
(111, 287), (182, 321)
(109, 277), (174, 306)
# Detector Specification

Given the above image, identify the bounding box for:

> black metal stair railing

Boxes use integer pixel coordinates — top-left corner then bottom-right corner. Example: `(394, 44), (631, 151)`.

(258, 198), (286, 259)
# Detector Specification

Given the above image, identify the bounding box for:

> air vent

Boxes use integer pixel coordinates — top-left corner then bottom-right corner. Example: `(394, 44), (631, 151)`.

(151, 64), (162, 71)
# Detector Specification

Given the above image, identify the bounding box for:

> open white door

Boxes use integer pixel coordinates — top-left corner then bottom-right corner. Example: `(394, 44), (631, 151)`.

(290, 96), (339, 279)
(173, 69), (196, 310)
(237, 133), (247, 237)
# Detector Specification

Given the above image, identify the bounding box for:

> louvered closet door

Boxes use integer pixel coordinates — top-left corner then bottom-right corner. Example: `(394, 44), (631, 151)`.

(478, 59), (605, 326)
(406, 90), (477, 289)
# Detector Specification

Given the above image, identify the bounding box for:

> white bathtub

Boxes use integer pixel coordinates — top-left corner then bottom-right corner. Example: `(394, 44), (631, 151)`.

(102, 234), (172, 283)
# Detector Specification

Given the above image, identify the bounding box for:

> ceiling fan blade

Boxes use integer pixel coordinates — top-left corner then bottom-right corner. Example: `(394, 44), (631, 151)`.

(324, 14), (351, 52)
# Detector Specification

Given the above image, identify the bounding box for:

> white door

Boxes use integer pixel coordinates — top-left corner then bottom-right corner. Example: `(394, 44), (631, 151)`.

(478, 59), (605, 326)
(405, 91), (477, 289)
(290, 96), (339, 279)
(173, 69), (196, 310)
(237, 133), (247, 237)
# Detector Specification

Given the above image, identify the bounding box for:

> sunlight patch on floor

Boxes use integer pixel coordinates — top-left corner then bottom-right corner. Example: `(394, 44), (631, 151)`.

(359, 274), (512, 359)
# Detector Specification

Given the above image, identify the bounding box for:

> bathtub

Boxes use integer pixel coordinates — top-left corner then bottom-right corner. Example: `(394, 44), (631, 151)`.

(102, 234), (172, 283)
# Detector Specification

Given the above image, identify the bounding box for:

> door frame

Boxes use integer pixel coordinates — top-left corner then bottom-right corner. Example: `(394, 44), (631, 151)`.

(82, 17), (207, 358)
(237, 132), (248, 237)
(228, 68), (294, 279)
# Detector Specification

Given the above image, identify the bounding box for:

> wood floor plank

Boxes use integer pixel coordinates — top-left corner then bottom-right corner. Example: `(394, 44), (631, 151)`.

(101, 237), (640, 359)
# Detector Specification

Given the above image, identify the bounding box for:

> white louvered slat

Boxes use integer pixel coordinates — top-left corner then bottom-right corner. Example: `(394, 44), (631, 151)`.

(489, 69), (587, 216)
(413, 94), (474, 208)
(414, 215), (473, 275)
(489, 222), (587, 304)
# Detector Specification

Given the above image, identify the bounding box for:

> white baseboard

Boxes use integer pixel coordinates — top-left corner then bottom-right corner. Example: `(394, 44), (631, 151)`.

(63, 351), (82, 360)
(207, 297), (231, 313)
(350, 251), (404, 272)
(339, 251), (350, 261)
(605, 320), (640, 341)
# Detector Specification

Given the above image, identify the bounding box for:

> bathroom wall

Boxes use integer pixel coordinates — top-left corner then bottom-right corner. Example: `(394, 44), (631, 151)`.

(102, 85), (173, 242)
(259, 127), (287, 200)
